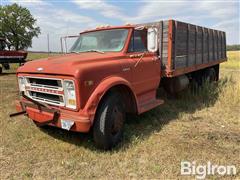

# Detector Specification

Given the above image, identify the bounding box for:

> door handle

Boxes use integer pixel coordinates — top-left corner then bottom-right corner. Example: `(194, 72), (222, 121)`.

(129, 53), (144, 58)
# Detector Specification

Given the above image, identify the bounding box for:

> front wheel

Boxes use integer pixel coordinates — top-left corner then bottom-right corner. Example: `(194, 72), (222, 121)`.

(93, 92), (125, 150)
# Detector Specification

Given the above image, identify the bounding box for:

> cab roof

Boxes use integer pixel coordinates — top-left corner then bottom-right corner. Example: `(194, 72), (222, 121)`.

(79, 21), (162, 34)
(80, 24), (136, 34)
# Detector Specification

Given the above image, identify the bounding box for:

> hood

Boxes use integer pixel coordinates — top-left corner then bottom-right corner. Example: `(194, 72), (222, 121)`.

(17, 52), (124, 77)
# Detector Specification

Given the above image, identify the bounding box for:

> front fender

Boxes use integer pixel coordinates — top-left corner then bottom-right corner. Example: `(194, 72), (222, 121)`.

(83, 76), (137, 123)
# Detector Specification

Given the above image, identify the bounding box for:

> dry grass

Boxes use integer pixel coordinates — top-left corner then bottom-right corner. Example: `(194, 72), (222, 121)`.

(0, 51), (239, 179)
(221, 51), (240, 69)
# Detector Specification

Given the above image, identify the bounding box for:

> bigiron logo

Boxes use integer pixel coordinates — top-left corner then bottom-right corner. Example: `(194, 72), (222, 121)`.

(181, 161), (237, 179)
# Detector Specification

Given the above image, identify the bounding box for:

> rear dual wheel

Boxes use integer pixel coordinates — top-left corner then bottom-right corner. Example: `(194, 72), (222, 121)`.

(193, 68), (217, 87)
(204, 68), (217, 82)
(93, 92), (125, 150)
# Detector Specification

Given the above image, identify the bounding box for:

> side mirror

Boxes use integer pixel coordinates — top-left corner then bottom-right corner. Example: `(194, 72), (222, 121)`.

(147, 27), (158, 52)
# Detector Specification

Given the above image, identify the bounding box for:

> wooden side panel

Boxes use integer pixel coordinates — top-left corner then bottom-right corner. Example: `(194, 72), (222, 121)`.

(222, 32), (227, 58)
(196, 26), (203, 65)
(218, 31), (222, 59)
(160, 19), (227, 77)
(174, 21), (188, 69)
(203, 28), (209, 63)
(159, 21), (163, 66)
(160, 20), (169, 69)
(219, 31), (222, 59)
(188, 24), (196, 67)
(213, 30), (218, 60)
(209, 29), (214, 61)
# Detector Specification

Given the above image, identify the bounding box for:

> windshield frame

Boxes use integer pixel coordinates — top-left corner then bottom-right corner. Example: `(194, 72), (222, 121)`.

(70, 28), (130, 53)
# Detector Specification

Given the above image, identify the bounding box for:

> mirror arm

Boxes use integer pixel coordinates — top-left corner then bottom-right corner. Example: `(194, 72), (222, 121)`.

(134, 53), (145, 67)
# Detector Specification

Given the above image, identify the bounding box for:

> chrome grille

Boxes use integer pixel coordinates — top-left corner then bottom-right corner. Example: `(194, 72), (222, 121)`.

(25, 77), (65, 106)
(28, 77), (62, 89)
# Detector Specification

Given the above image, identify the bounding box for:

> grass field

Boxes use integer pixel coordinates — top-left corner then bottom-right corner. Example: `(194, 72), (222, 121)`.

(27, 52), (60, 61)
(0, 51), (239, 179)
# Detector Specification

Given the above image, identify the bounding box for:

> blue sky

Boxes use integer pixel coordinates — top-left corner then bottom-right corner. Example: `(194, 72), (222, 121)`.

(2, 0), (240, 51)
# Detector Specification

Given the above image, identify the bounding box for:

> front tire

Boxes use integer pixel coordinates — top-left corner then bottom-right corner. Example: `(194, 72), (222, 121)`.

(93, 92), (125, 150)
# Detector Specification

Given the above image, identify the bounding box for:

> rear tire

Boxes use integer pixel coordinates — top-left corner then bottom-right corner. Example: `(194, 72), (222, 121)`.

(204, 68), (216, 82)
(0, 66), (2, 74)
(192, 68), (216, 87)
(93, 92), (125, 150)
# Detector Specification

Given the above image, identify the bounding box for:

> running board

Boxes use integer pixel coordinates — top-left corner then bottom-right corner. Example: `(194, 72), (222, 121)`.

(138, 98), (164, 114)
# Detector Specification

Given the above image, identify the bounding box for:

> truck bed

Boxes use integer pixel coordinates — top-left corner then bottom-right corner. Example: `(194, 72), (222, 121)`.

(157, 20), (227, 77)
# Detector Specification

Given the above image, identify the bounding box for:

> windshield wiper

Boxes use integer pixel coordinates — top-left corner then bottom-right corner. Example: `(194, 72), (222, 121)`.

(84, 49), (105, 54)
(71, 51), (80, 54)
(71, 50), (105, 54)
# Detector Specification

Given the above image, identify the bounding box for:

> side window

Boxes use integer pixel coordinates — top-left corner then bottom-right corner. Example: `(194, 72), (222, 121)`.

(128, 30), (147, 52)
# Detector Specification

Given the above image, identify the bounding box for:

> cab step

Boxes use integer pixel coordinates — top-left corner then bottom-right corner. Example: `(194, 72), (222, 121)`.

(139, 98), (164, 114)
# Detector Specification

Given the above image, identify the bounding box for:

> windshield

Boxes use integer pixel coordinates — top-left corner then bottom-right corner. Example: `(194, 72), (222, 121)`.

(70, 29), (129, 53)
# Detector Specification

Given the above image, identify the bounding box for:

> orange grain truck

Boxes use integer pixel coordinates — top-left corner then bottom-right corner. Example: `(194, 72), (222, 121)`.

(10, 20), (227, 149)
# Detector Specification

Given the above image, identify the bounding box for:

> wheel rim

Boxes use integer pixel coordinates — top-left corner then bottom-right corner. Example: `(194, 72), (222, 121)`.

(111, 105), (124, 136)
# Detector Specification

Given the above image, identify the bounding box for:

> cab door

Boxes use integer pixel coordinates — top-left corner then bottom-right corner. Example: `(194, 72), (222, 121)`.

(127, 29), (160, 95)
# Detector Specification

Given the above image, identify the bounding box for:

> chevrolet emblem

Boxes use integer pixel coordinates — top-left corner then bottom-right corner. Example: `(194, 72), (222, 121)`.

(37, 67), (44, 71)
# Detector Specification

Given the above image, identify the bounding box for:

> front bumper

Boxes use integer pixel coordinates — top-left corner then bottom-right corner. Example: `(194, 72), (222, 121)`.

(13, 99), (91, 133)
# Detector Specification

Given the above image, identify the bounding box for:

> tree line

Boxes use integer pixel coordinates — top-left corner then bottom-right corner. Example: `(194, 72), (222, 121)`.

(0, 3), (40, 50)
(227, 45), (240, 51)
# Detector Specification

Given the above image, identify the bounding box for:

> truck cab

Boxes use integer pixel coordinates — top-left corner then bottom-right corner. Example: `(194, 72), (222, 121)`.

(12, 25), (162, 149)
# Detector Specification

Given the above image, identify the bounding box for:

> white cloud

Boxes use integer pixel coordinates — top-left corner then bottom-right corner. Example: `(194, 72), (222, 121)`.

(125, 1), (190, 23)
(213, 18), (239, 45)
(124, 1), (239, 22)
(9, 0), (50, 6)
(72, 0), (127, 20)
(120, 0), (239, 44)
(7, 0), (103, 51)
(32, 6), (103, 51)
(34, 8), (96, 34)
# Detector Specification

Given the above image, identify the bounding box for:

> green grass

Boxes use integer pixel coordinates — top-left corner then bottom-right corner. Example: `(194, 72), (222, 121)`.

(26, 52), (60, 61)
(0, 51), (239, 179)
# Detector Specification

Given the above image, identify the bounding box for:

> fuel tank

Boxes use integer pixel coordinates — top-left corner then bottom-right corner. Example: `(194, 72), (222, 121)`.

(162, 75), (189, 94)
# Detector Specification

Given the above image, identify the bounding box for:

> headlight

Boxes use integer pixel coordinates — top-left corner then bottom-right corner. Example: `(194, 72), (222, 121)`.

(63, 80), (76, 109)
(18, 76), (26, 92)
